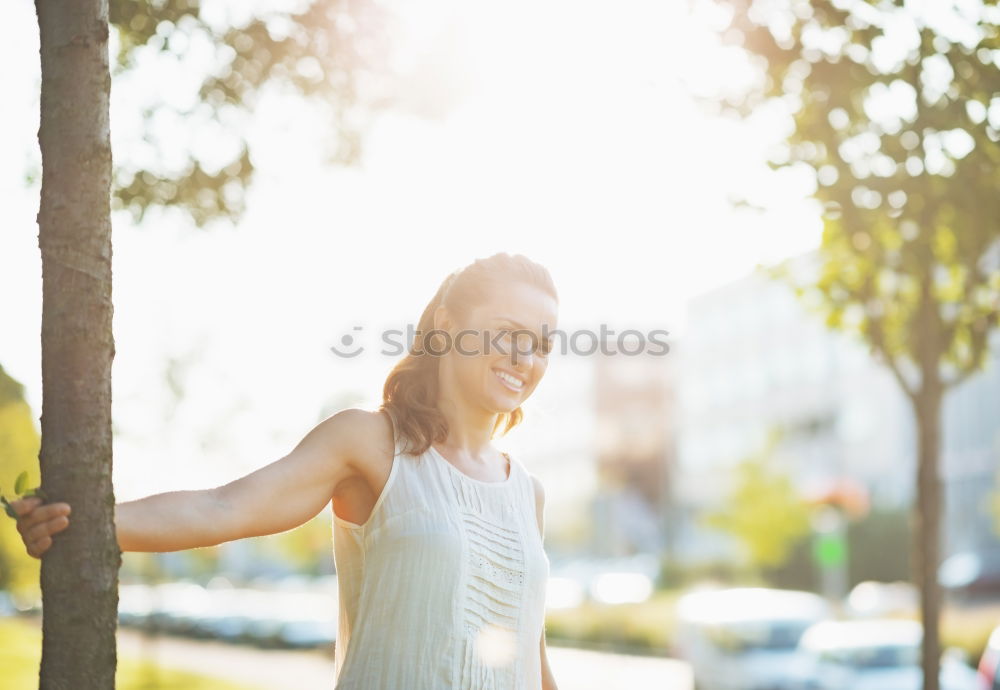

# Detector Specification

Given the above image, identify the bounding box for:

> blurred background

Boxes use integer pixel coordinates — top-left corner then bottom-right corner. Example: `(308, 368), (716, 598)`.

(2, 0), (999, 688)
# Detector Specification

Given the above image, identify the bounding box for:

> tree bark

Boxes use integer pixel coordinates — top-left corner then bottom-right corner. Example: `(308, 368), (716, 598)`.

(912, 384), (943, 690)
(911, 252), (944, 690)
(35, 0), (119, 688)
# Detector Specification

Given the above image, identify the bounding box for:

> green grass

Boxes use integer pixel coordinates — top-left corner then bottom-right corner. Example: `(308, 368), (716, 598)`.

(0, 617), (265, 690)
(544, 589), (680, 653)
(939, 603), (999, 664)
(870, 602), (999, 663)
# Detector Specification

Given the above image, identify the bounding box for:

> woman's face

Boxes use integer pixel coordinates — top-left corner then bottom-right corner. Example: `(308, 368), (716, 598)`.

(435, 281), (558, 414)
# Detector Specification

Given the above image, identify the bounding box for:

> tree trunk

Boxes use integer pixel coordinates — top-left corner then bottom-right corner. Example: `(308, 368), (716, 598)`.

(912, 383), (943, 690)
(911, 261), (945, 690)
(35, 0), (119, 688)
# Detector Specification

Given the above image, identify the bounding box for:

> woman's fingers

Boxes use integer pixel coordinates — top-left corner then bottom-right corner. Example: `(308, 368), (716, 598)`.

(13, 497), (44, 539)
(15, 499), (70, 529)
(12, 498), (71, 559)
(27, 535), (52, 559)
(25, 515), (68, 543)
(11, 496), (43, 519)
(24, 517), (68, 559)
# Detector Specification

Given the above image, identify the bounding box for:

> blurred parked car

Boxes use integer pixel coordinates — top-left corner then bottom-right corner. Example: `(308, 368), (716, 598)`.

(782, 619), (979, 690)
(117, 583), (153, 627)
(277, 614), (337, 649)
(544, 576), (587, 610)
(549, 554), (658, 605)
(978, 624), (1000, 690)
(673, 587), (832, 690)
(846, 581), (918, 618)
(117, 580), (337, 650)
(940, 550), (1000, 601)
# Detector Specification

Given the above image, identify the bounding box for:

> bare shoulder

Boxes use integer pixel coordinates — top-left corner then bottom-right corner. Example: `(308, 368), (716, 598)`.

(319, 407), (395, 474)
(209, 407), (394, 541)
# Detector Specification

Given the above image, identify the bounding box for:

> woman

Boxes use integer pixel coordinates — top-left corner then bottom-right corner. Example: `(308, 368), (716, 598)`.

(12, 251), (561, 690)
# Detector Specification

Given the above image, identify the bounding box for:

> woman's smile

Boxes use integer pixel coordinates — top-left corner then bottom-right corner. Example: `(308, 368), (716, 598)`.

(492, 367), (526, 392)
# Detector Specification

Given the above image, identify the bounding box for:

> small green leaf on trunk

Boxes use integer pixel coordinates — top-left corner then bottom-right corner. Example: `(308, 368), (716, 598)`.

(14, 471), (29, 495)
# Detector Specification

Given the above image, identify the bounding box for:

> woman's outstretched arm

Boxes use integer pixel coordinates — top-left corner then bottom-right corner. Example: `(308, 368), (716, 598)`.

(15, 407), (373, 556)
(114, 487), (234, 552)
(206, 407), (370, 544)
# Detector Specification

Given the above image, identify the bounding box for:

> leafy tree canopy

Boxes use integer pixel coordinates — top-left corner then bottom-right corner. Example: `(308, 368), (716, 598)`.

(709, 0), (1000, 395)
(107, 0), (393, 226)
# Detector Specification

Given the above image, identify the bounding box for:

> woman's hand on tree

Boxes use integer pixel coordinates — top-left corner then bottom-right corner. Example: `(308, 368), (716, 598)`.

(10, 496), (72, 559)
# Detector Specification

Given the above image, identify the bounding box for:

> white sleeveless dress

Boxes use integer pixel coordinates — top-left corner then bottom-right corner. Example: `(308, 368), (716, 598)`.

(331, 424), (551, 689)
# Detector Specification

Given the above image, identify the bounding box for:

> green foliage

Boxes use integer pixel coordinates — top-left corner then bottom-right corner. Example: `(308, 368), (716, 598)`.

(699, 431), (813, 571)
(106, 0), (391, 226)
(714, 0), (1000, 395)
(1, 471), (47, 520)
(0, 366), (42, 596)
(13, 471), (27, 497)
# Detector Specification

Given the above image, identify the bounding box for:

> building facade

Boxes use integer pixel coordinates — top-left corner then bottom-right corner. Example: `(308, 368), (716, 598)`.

(673, 250), (1000, 565)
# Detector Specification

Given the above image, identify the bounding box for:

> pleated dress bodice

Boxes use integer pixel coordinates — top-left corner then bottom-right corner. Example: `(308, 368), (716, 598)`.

(331, 428), (550, 690)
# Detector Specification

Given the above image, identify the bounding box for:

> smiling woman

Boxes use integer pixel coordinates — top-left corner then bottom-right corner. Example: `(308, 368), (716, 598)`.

(329, 252), (561, 690)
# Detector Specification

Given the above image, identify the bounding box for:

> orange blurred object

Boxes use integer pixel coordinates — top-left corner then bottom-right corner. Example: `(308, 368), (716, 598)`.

(803, 477), (870, 520)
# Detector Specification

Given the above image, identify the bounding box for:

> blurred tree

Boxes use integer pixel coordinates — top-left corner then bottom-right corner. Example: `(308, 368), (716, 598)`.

(107, 0), (390, 226)
(0, 365), (42, 598)
(35, 1), (118, 686)
(260, 515), (333, 576)
(700, 431), (813, 572)
(22, 2), (396, 685)
(710, 1), (1000, 687)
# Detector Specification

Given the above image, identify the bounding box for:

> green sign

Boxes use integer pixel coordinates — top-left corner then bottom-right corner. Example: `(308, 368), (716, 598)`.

(813, 532), (847, 567)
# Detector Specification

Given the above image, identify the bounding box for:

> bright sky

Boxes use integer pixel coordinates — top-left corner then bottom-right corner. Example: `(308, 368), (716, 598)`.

(0, 0), (822, 499)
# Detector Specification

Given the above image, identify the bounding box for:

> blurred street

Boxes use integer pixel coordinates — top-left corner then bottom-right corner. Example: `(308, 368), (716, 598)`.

(547, 647), (692, 689)
(116, 626), (692, 690)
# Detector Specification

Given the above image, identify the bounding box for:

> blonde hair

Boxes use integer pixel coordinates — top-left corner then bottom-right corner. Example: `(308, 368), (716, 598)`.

(380, 252), (557, 456)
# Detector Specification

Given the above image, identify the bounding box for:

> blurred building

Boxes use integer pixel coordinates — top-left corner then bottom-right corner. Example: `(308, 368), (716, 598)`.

(673, 249), (1000, 564)
(589, 345), (678, 558)
(505, 328), (679, 563)
(942, 348), (1000, 555)
(509, 349), (599, 558)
